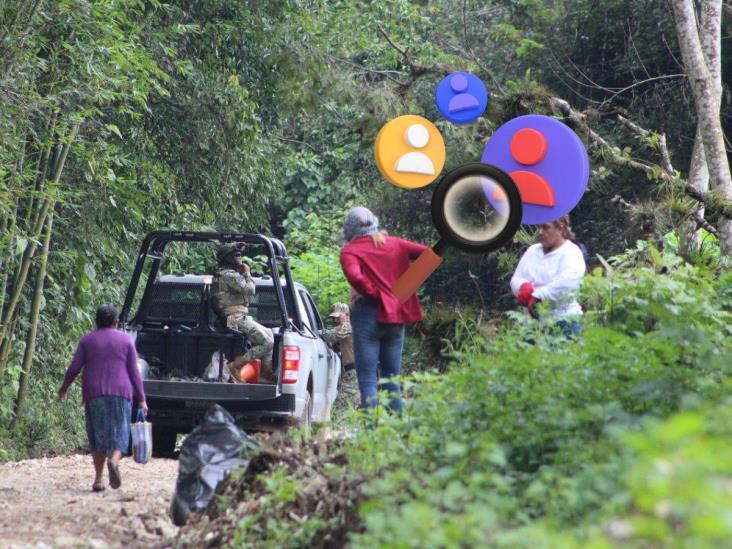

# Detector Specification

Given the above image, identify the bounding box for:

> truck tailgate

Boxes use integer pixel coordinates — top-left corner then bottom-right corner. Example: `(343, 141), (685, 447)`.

(144, 380), (280, 401)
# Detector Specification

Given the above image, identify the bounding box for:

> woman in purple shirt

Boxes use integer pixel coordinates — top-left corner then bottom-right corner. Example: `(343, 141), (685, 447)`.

(58, 304), (147, 492)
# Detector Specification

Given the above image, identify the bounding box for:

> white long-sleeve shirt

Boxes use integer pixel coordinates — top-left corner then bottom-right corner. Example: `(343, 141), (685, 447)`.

(510, 241), (586, 317)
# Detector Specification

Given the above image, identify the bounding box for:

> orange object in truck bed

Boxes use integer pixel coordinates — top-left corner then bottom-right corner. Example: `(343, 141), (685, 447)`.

(240, 359), (261, 384)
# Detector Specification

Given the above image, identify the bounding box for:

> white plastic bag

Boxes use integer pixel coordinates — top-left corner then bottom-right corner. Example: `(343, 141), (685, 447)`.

(203, 351), (230, 382)
(131, 409), (153, 464)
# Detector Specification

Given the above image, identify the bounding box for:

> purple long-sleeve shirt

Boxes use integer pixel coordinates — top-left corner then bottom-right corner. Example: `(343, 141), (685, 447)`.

(60, 328), (146, 404)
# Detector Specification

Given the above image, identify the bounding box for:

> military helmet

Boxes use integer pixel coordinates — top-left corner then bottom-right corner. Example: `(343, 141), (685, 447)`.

(216, 243), (244, 264)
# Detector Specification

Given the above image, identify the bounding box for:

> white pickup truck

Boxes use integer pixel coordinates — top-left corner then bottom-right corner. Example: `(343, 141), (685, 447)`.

(119, 231), (341, 456)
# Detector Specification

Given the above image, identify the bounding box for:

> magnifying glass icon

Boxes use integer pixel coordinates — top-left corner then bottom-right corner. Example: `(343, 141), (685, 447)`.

(391, 162), (523, 303)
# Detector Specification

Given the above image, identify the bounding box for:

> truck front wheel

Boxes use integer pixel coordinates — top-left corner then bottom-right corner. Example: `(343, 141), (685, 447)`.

(152, 425), (177, 458)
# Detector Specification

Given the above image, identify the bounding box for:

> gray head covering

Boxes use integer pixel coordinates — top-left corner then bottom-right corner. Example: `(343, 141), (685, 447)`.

(342, 206), (379, 243)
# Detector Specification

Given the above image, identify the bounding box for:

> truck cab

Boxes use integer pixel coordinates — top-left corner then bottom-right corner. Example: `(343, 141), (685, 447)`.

(119, 231), (341, 456)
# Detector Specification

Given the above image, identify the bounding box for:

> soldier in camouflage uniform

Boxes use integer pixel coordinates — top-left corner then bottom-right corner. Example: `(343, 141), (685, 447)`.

(320, 302), (360, 410)
(211, 244), (274, 383)
(319, 302), (354, 372)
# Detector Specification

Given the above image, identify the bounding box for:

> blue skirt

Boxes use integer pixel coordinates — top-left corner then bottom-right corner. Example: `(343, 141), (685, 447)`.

(85, 396), (131, 455)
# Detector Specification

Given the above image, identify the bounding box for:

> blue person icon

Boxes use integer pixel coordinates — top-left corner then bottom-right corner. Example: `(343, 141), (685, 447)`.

(435, 72), (488, 124)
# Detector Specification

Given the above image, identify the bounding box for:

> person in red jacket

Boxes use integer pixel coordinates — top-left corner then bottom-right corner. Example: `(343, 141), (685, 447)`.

(340, 207), (427, 414)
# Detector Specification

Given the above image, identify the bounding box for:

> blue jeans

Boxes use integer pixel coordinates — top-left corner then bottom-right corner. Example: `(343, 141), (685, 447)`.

(351, 298), (405, 414)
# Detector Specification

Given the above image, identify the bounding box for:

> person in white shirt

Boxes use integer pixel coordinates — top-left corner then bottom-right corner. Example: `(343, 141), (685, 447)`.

(510, 215), (586, 335)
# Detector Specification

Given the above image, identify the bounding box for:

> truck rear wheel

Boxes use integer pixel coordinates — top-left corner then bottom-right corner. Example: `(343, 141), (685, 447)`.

(152, 426), (177, 458)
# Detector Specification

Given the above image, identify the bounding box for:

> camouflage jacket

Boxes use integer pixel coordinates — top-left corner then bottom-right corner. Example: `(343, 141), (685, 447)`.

(211, 268), (255, 316)
(319, 322), (354, 366)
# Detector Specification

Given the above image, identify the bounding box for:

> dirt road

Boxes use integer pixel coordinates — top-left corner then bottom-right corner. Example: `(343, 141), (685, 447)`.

(0, 454), (179, 548)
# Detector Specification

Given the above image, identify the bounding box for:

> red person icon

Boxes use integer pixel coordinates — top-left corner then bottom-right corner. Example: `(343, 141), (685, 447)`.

(483, 114), (590, 225)
(493, 128), (555, 207)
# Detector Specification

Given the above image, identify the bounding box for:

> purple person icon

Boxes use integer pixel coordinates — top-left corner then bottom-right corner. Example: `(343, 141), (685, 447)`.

(447, 74), (480, 113)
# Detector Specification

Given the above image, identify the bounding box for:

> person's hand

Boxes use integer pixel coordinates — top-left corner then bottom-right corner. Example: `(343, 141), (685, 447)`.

(238, 263), (251, 276)
(140, 401), (149, 416)
(517, 282), (534, 306)
(57, 389), (67, 403)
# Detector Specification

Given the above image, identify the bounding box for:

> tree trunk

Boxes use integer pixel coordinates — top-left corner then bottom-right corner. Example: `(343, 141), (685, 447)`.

(671, 0), (732, 253)
(10, 212), (53, 431)
(687, 0), (724, 247)
(687, 128), (710, 247)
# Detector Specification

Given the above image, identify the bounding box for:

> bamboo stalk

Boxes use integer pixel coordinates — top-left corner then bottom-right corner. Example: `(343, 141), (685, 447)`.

(0, 210), (18, 328)
(25, 115), (56, 229)
(0, 0), (46, 76)
(0, 116), (54, 329)
(0, 215), (9, 319)
(0, 197), (53, 351)
(0, 195), (23, 345)
(0, 318), (18, 370)
(30, 146), (59, 232)
(0, 126), (32, 322)
(23, 0), (46, 34)
(0, 124), (77, 376)
(10, 211), (53, 430)
(0, 0), (33, 45)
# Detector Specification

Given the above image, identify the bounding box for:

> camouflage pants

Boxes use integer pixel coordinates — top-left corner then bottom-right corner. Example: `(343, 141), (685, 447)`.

(226, 313), (274, 382)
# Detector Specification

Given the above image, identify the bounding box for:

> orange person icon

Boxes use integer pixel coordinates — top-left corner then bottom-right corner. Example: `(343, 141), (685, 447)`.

(374, 115), (446, 189)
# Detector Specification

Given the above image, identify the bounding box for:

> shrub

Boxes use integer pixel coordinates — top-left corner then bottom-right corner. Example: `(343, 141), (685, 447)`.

(178, 244), (732, 548)
(346, 246), (732, 547)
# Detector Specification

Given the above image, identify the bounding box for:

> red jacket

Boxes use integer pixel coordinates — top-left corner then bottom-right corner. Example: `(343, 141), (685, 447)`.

(340, 235), (428, 324)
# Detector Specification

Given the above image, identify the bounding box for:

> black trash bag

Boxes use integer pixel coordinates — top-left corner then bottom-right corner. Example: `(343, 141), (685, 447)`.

(170, 404), (259, 526)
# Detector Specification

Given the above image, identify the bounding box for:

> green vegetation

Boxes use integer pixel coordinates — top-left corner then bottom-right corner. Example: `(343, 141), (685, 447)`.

(205, 244), (732, 547)
(285, 209), (352, 314)
(1, 1), (731, 545)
